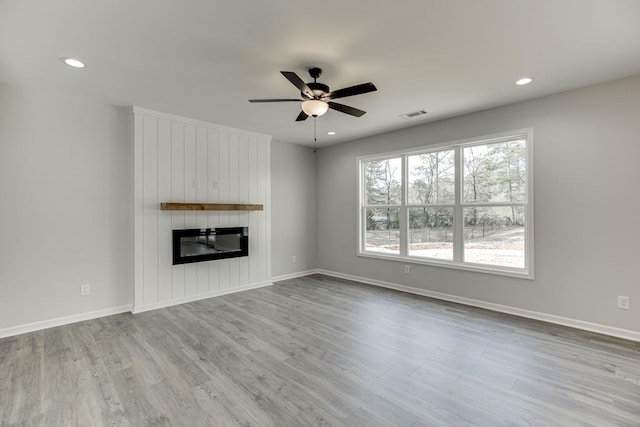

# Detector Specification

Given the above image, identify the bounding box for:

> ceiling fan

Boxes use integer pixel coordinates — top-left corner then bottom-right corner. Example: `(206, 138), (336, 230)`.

(249, 67), (377, 121)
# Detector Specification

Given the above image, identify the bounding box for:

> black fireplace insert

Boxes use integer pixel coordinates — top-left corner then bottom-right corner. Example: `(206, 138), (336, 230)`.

(172, 227), (248, 265)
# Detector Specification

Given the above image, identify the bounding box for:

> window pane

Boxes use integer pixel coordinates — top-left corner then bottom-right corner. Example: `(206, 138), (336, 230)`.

(409, 207), (453, 260)
(408, 150), (455, 205)
(364, 158), (402, 205)
(464, 206), (525, 268)
(365, 208), (400, 254)
(463, 140), (526, 203)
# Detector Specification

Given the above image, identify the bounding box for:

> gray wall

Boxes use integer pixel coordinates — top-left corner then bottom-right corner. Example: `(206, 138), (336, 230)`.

(0, 84), (134, 330)
(3, 75), (638, 336)
(317, 75), (640, 333)
(271, 140), (317, 278)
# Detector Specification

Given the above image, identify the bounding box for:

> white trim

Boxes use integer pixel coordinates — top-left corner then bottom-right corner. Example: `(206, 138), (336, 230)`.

(400, 155), (408, 255)
(133, 106), (270, 140)
(272, 269), (319, 282)
(1, 281), (274, 339)
(132, 280), (273, 314)
(357, 157), (365, 261)
(133, 112), (144, 308)
(265, 139), (273, 281)
(355, 128), (533, 163)
(525, 128), (535, 276)
(316, 269), (640, 343)
(0, 305), (133, 339)
(357, 252), (533, 280)
(4, 271), (638, 344)
(453, 146), (463, 262)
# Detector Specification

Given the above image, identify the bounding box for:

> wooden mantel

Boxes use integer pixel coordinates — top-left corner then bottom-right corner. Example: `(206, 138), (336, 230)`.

(160, 202), (263, 211)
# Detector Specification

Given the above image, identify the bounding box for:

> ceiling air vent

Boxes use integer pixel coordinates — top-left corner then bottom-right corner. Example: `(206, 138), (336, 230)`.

(399, 110), (427, 119)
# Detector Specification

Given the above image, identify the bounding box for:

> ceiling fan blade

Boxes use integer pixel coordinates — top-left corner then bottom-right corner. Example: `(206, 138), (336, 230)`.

(281, 71), (314, 99)
(328, 102), (366, 117)
(248, 98), (301, 103)
(295, 111), (309, 121)
(322, 82), (377, 100)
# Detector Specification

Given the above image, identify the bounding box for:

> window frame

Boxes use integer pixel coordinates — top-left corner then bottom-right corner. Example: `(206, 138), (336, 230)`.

(361, 154), (405, 255)
(406, 149), (456, 261)
(357, 129), (534, 279)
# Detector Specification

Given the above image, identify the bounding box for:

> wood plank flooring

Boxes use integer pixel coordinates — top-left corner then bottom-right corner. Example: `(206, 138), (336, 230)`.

(1, 274), (640, 426)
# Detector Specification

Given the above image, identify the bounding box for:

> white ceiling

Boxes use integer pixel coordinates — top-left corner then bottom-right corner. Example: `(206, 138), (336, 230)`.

(2, 0), (640, 146)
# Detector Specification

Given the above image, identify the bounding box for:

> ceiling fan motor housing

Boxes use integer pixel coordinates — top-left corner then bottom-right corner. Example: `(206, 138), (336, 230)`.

(306, 82), (329, 98)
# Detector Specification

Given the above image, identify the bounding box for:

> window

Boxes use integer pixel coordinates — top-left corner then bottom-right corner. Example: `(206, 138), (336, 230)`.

(359, 130), (533, 278)
(363, 157), (401, 254)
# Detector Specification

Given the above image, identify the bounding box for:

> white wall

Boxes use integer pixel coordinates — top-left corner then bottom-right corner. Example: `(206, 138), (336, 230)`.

(271, 140), (317, 279)
(317, 75), (640, 336)
(0, 84), (133, 332)
(133, 108), (272, 312)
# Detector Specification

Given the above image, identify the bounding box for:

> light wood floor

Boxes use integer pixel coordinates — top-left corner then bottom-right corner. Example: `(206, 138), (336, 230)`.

(1, 274), (640, 426)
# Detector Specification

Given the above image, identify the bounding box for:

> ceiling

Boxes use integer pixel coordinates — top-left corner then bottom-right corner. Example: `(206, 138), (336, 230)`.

(2, 0), (640, 147)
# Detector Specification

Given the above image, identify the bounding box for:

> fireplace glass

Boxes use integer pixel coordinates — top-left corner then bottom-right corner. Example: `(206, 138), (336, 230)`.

(172, 227), (248, 265)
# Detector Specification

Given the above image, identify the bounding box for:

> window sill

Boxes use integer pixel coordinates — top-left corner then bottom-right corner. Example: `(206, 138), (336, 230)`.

(357, 251), (534, 280)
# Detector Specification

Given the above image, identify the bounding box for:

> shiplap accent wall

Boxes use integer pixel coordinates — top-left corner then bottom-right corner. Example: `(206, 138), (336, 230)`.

(133, 107), (272, 313)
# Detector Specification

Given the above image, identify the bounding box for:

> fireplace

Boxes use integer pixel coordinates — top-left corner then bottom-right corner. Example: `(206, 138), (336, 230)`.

(172, 227), (248, 265)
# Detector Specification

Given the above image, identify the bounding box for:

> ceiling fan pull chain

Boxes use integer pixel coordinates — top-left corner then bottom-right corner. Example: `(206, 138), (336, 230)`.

(313, 117), (317, 153)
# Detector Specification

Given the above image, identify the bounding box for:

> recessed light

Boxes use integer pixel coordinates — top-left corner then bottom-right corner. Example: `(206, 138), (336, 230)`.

(516, 77), (533, 86)
(327, 131), (336, 135)
(61, 57), (86, 68)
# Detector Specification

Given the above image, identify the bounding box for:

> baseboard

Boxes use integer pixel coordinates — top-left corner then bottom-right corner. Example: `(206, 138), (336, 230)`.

(132, 280), (273, 314)
(272, 269), (320, 283)
(316, 269), (640, 343)
(0, 305), (133, 340)
(6, 271), (637, 343)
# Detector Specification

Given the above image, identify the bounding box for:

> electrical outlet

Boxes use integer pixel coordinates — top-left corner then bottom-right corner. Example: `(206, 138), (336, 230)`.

(81, 284), (91, 296)
(404, 265), (411, 274)
(292, 255), (297, 264)
(617, 296), (630, 310)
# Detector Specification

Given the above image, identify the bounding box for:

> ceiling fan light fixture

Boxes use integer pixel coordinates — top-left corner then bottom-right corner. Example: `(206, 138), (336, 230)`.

(301, 100), (329, 117)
